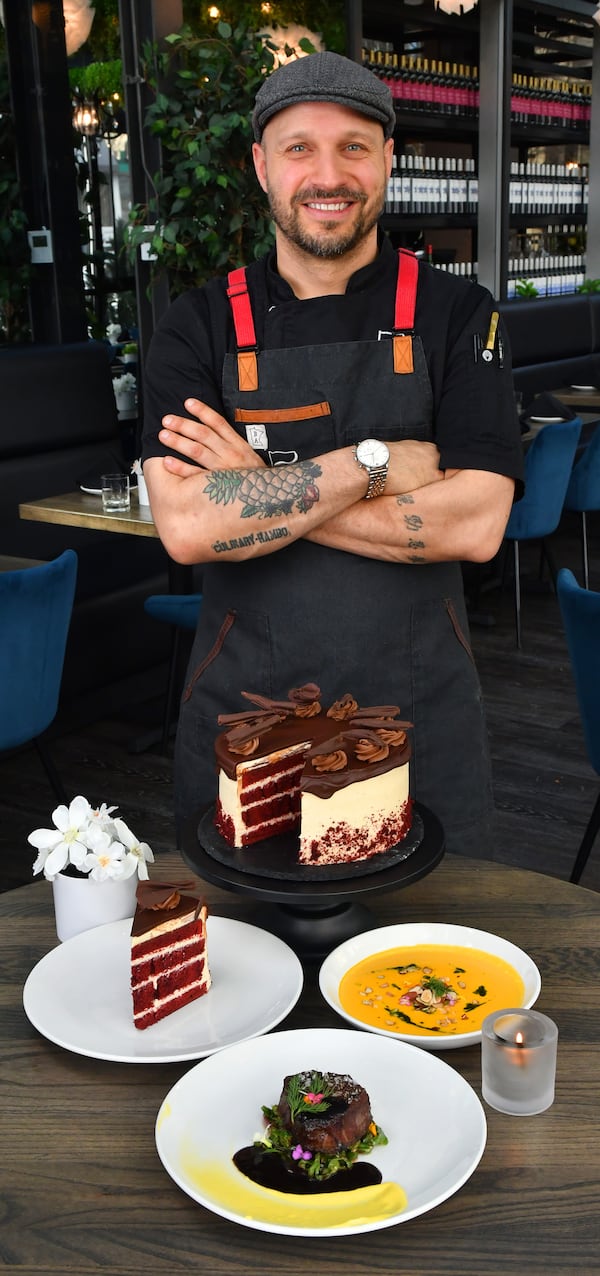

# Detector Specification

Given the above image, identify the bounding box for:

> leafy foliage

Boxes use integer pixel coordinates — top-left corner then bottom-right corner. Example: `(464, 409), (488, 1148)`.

(0, 55), (33, 343)
(125, 21), (282, 295)
(515, 278), (539, 298)
(577, 278), (600, 294)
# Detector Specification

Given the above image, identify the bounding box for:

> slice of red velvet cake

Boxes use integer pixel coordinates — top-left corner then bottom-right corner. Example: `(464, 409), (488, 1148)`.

(214, 685), (412, 866)
(131, 881), (210, 1030)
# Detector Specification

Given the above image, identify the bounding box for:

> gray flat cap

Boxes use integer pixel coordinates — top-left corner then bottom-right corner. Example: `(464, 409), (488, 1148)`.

(252, 51), (396, 141)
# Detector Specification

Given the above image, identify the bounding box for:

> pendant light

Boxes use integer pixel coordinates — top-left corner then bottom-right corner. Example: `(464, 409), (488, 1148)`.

(435, 1), (479, 14)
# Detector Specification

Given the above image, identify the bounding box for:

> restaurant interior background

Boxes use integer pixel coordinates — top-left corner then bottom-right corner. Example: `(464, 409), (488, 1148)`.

(1, 0), (599, 896)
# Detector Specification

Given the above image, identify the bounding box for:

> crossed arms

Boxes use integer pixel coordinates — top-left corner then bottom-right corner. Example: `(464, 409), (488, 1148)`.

(144, 398), (515, 567)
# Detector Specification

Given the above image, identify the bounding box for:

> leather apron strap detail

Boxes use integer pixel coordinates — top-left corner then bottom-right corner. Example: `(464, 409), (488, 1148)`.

(392, 248), (419, 375)
(183, 609), (236, 703)
(234, 402), (332, 423)
(393, 334), (414, 374)
(237, 351), (258, 391)
(227, 267), (259, 391)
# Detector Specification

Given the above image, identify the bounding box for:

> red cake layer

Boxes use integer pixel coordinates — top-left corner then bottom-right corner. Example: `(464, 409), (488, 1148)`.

(130, 883), (210, 1030)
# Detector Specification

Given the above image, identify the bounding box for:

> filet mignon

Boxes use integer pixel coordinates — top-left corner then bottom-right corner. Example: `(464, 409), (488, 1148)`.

(277, 1071), (373, 1154)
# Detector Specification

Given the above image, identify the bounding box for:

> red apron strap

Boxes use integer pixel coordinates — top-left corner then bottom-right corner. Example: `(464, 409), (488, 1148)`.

(393, 248), (418, 375)
(226, 266), (259, 391)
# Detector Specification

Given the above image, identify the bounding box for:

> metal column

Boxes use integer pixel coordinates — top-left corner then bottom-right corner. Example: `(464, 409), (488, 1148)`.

(477, 0), (513, 299)
(585, 19), (600, 281)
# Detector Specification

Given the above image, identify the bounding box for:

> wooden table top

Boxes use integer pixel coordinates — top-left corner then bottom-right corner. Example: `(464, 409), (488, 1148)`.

(18, 489), (158, 539)
(554, 386), (600, 409)
(3, 853), (599, 1275)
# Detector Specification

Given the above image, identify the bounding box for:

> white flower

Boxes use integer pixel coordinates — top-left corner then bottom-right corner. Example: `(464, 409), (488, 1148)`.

(112, 817), (155, 880)
(29, 795), (93, 881)
(29, 796), (154, 882)
(89, 802), (118, 829)
(82, 826), (127, 881)
(106, 323), (122, 343)
(113, 371), (136, 396)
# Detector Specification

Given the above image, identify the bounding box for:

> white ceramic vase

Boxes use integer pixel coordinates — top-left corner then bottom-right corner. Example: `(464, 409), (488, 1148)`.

(115, 389), (136, 412)
(51, 871), (138, 943)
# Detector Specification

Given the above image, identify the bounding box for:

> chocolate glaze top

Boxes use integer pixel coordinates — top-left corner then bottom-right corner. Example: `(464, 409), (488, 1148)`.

(214, 685), (412, 796)
(131, 880), (206, 938)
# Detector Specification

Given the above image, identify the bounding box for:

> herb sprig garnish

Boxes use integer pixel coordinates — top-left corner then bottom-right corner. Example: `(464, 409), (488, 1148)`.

(283, 1071), (333, 1122)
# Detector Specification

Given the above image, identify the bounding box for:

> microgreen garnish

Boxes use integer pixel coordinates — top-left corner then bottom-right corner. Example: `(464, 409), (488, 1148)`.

(423, 975), (450, 998)
(283, 1071), (332, 1123)
(473, 985), (487, 997)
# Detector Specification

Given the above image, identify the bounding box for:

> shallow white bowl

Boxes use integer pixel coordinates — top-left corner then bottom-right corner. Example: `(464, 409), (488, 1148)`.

(318, 921), (541, 1050)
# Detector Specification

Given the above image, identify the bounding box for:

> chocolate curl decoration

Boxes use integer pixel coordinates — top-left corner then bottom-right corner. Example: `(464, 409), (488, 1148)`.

(240, 690), (297, 715)
(218, 707), (282, 727)
(225, 713), (282, 745)
(351, 704), (402, 720)
(288, 682), (321, 703)
(351, 716), (413, 731)
(136, 880), (204, 911)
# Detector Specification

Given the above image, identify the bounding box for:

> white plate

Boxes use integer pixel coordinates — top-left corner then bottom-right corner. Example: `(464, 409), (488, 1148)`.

(318, 922), (541, 1050)
(155, 1027), (486, 1236)
(570, 384), (597, 392)
(529, 415), (565, 424)
(23, 916), (303, 1063)
(80, 483), (137, 496)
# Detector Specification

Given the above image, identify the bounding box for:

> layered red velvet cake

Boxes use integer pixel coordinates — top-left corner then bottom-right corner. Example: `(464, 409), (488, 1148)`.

(214, 684), (413, 866)
(130, 881), (210, 1029)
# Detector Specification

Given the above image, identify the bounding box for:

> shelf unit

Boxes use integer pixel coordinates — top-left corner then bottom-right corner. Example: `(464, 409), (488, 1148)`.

(349, 0), (599, 298)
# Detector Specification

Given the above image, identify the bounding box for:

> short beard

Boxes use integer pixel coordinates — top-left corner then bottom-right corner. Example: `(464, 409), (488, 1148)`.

(267, 185), (384, 260)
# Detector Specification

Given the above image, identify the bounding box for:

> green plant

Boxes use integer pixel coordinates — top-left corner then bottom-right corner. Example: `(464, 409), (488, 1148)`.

(125, 20), (288, 294)
(0, 54), (34, 343)
(122, 341), (138, 354)
(514, 278), (540, 298)
(577, 278), (600, 294)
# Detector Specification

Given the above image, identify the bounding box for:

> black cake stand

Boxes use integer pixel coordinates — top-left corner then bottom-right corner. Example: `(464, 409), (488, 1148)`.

(181, 802), (445, 960)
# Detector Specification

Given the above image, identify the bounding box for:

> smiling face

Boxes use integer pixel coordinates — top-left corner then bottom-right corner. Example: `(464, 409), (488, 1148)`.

(252, 102), (394, 263)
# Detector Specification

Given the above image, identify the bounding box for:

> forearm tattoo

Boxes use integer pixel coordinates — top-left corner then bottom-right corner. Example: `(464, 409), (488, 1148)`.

(204, 459), (322, 519)
(396, 494), (426, 562)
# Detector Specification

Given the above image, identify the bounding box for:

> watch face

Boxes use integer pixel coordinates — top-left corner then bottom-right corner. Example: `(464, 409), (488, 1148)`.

(357, 438), (390, 467)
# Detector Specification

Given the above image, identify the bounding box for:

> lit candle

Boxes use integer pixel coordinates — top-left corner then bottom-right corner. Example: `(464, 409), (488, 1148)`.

(481, 1008), (558, 1116)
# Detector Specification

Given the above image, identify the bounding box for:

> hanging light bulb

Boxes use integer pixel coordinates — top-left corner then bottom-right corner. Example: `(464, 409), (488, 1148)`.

(435, 1), (478, 14)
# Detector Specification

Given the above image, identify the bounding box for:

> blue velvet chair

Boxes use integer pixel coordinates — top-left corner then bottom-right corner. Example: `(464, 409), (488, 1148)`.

(0, 550), (78, 802)
(143, 593), (203, 752)
(556, 568), (600, 884)
(504, 418), (582, 647)
(563, 423), (600, 589)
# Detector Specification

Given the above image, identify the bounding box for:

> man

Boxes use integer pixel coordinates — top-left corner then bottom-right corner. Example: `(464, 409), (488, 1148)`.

(142, 51), (524, 854)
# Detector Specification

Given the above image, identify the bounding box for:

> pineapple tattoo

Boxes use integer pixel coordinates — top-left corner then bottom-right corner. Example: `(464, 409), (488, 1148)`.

(204, 460), (322, 519)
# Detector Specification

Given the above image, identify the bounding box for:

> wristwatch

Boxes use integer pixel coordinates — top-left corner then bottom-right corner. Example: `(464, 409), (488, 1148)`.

(353, 438), (390, 500)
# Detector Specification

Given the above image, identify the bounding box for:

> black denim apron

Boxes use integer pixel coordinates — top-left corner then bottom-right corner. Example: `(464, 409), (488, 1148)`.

(175, 254), (493, 855)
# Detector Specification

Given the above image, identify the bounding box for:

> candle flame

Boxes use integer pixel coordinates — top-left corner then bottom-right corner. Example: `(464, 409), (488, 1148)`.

(515, 1031), (525, 1046)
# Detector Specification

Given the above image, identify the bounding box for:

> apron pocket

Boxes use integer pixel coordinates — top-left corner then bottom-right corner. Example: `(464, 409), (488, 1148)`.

(234, 403), (334, 465)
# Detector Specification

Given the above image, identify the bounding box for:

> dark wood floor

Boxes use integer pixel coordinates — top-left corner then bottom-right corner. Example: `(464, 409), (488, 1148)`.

(1, 512), (598, 896)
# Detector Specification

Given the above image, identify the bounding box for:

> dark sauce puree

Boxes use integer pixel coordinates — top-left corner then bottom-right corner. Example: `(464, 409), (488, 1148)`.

(233, 1146), (382, 1195)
